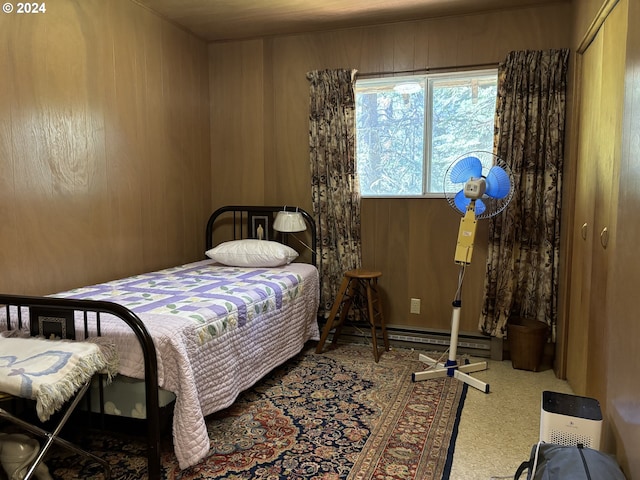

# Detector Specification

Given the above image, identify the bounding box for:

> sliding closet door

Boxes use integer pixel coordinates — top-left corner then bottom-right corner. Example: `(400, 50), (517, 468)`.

(565, 34), (601, 396)
(566, 0), (626, 409)
(585, 1), (625, 410)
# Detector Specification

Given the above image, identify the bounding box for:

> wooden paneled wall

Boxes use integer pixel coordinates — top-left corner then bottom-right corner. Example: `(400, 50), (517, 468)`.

(607, 0), (640, 472)
(0, 0), (211, 295)
(209, 3), (572, 335)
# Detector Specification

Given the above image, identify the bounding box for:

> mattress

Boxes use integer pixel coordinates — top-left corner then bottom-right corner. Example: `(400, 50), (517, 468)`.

(84, 375), (176, 418)
(5, 260), (320, 469)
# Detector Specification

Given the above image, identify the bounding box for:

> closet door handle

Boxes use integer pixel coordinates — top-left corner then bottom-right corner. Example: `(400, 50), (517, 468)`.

(581, 223), (588, 240)
(600, 227), (609, 248)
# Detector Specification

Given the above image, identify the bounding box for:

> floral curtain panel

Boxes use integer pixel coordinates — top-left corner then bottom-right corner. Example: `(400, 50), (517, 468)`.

(479, 49), (570, 340)
(307, 69), (361, 317)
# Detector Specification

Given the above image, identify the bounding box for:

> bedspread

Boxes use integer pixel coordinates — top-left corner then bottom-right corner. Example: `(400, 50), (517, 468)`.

(5, 260), (320, 469)
(59, 263), (306, 346)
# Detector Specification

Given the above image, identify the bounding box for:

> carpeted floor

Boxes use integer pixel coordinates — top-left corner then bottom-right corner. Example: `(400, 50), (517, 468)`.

(43, 344), (467, 479)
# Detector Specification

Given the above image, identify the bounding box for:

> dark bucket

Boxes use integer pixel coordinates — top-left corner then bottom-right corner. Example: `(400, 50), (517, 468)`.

(507, 317), (548, 372)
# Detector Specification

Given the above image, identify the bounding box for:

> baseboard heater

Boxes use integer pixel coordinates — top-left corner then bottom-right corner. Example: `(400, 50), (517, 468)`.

(326, 323), (491, 358)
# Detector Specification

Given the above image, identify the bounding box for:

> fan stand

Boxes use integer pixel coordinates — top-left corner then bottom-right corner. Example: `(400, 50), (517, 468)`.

(412, 201), (490, 393)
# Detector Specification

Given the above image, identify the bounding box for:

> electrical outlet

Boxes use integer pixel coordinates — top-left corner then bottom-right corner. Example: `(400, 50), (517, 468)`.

(410, 298), (421, 314)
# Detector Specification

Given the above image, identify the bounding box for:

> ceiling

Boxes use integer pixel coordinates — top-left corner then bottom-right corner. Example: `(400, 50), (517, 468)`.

(134, 0), (566, 43)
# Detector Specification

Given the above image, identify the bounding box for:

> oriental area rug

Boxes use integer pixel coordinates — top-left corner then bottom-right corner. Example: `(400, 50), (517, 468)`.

(45, 344), (467, 479)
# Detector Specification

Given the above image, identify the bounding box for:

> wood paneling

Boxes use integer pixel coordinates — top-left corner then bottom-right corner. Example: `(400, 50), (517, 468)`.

(607, 0), (640, 473)
(209, 40), (266, 206)
(361, 199), (489, 332)
(209, 3), (572, 334)
(134, 0), (566, 42)
(0, 0), (210, 295)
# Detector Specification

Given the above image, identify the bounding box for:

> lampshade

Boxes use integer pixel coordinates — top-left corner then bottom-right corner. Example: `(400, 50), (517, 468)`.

(273, 211), (306, 233)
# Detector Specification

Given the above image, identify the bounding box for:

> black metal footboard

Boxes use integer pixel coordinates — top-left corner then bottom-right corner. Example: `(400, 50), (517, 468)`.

(0, 294), (162, 479)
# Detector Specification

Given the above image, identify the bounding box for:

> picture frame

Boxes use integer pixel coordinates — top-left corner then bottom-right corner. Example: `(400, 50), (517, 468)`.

(249, 212), (270, 240)
(29, 307), (76, 340)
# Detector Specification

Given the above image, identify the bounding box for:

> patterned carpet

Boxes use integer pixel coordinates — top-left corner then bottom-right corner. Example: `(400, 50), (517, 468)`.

(45, 344), (467, 479)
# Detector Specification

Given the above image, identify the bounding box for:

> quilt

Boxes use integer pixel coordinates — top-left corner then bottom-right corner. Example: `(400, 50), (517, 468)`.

(3, 260), (320, 470)
(57, 263), (306, 346)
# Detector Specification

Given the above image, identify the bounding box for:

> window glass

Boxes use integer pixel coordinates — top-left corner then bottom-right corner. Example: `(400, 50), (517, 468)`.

(355, 70), (497, 197)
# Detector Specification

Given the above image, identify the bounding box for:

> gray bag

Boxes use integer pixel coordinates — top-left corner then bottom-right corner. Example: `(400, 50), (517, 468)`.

(514, 442), (626, 479)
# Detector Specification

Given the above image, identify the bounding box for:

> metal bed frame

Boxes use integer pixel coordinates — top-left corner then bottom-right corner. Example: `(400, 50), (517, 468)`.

(0, 205), (316, 479)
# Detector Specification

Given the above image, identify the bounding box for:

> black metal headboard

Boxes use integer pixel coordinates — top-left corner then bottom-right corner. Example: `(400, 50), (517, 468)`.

(205, 205), (317, 266)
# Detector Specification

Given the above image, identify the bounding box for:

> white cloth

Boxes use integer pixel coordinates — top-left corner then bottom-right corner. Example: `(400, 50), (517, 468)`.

(0, 335), (118, 421)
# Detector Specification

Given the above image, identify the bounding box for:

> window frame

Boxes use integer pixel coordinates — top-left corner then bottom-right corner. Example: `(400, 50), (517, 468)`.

(355, 68), (498, 199)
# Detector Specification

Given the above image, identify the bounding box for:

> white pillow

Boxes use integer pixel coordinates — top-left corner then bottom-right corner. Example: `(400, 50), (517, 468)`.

(205, 239), (298, 267)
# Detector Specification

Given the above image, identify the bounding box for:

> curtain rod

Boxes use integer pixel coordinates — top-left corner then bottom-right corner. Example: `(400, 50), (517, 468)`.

(357, 62), (499, 78)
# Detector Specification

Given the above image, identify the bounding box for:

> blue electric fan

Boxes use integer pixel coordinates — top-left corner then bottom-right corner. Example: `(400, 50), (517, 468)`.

(413, 151), (514, 393)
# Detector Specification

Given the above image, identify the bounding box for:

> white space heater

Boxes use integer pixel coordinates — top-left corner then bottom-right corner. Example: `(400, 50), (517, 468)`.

(540, 390), (603, 450)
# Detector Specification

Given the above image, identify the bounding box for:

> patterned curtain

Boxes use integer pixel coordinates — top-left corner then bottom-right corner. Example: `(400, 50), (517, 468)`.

(479, 49), (570, 340)
(307, 69), (361, 317)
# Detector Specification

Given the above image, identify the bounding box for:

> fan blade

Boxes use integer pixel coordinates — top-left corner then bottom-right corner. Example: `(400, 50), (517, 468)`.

(475, 199), (487, 216)
(450, 156), (483, 183)
(485, 165), (511, 199)
(454, 190), (486, 215)
(454, 190), (471, 213)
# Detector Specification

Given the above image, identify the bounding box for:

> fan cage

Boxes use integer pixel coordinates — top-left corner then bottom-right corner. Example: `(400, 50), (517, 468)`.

(443, 150), (514, 219)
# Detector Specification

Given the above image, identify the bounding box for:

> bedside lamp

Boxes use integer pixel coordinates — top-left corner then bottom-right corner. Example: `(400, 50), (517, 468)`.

(273, 207), (315, 254)
(273, 209), (307, 233)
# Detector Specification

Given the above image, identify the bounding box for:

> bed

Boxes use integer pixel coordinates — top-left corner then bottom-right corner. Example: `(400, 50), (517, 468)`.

(0, 205), (320, 478)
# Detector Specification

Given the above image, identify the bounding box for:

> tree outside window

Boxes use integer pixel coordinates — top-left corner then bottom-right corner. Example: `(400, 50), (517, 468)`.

(356, 70), (497, 197)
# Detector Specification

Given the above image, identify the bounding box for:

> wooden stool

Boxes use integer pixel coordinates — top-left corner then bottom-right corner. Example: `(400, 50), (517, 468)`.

(316, 269), (389, 362)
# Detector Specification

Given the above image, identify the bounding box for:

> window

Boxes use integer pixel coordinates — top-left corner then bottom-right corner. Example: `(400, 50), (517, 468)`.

(355, 70), (497, 197)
